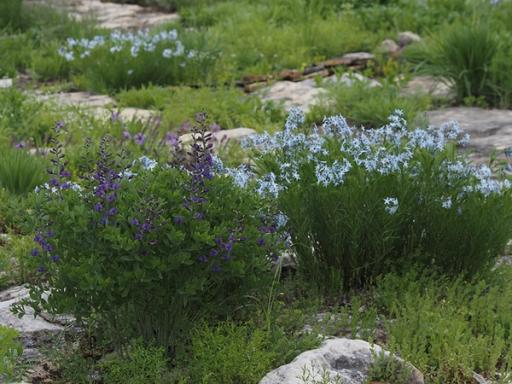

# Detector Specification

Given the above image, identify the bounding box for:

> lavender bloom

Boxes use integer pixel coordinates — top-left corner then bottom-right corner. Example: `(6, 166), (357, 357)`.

(15, 141), (26, 149)
(134, 132), (146, 145)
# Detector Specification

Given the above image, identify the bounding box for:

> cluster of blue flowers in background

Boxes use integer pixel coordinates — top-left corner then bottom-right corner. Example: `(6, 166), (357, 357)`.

(58, 29), (196, 63)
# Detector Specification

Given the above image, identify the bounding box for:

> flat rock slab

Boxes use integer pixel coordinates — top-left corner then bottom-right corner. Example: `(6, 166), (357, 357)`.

(0, 78), (13, 89)
(427, 107), (512, 164)
(36, 91), (115, 108)
(259, 338), (423, 384)
(0, 286), (63, 334)
(180, 127), (257, 145)
(259, 79), (326, 112)
(28, 0), (179, 30)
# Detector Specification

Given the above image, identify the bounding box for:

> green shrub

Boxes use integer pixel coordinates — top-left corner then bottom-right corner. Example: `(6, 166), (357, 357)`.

(375, 268), (512, 383)
(0, 148), (47, 195)
(249, 109), (512, 293)
(0, 325), (22, 380)
(187, 322), (275, 384)
(101, 342), (170, 384)
(17, 120), (284, 356)
(309, 79), (431, 128)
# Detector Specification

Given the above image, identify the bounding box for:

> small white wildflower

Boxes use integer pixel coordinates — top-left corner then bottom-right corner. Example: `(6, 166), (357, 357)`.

(138, 156), (157, 170)
(162, 48), (173, 58)
(383, 197), (399, 215)
(441, 197), (452, 209)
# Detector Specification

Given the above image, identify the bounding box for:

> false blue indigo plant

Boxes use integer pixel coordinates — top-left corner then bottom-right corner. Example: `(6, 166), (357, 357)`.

(16, 115), (283, 356)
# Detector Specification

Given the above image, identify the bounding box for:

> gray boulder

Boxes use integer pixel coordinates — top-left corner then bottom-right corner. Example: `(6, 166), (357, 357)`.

(259, 338), (423, 384)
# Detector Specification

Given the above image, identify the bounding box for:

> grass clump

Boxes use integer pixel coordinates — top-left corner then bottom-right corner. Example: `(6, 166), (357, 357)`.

(406, 21), (512, 108)
(0, 325), (22, 381)
(0, 148), (47, 196)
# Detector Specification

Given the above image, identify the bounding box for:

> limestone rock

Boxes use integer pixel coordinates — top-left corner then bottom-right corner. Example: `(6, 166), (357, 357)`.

(377, 39), (400, 55)
(398, 31), (422, 47)
(426, 107), (512, 164)
(259, 79), (326, 112)
(0, 78), (13, 89)
(179, 127), (257, 145)
(401, 76), (452, 98)
(29, 0), (179, 30)
(36, 91), (115, 108)
(259, 338), (423, 384)
(0, 286), (63, 334)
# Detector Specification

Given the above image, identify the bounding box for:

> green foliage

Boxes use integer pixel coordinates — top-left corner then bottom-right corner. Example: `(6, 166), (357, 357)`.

(101, 342), (170, 384)
(0, 325), (22, 381)
(19, 133), (282, 356)
(0, 148), (47, 195)
(187, 322), (275, 384)
(406, 21), (512, 107)
(366, 351), (413, 384)
(375, 268), (512, 383)
(0, 0), (23, 31)
(117, 85), (285, 131)
(254, 111), (512, 294)
(309, 78), (431, 128)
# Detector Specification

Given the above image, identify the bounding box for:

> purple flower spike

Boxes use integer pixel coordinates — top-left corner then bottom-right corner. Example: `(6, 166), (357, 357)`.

(31, 248), (39, 257)
(49, 178), (60, 187)
(134, 132), (146, 145)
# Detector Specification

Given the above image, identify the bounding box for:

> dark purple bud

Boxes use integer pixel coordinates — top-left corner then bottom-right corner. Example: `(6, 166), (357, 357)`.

(107, 194), (116, 203)
(122, 130), (132, 140)
(224, 242), (233, 253)
(49, 178), (60, 187)
(94, 203), (103, 212)
(194, 212), (205, 220)
(212, 264), (222, 273)
(42, 243), (53, 253)
(173, 215), (185, 225)
(15, 141), (26, 149)
(142, 222), (152, 232)
(46, 231), (55, 238)
(60, 182), (71, 190)
(60, 170), (71, 178)
(107, 207), (118, 216)
(130, 218), (139, 226)
(111, 182), (120, 191)
(37, 265), (47, 273)
(257, 237), (265, 247)
(34, 234), (43, 243)
(197, 255), (208, 263)
(135, 232), (143, 241)
(51, 255), (60, 262)
(31, 248), (39, 257)
(209, 249), (218, 257)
